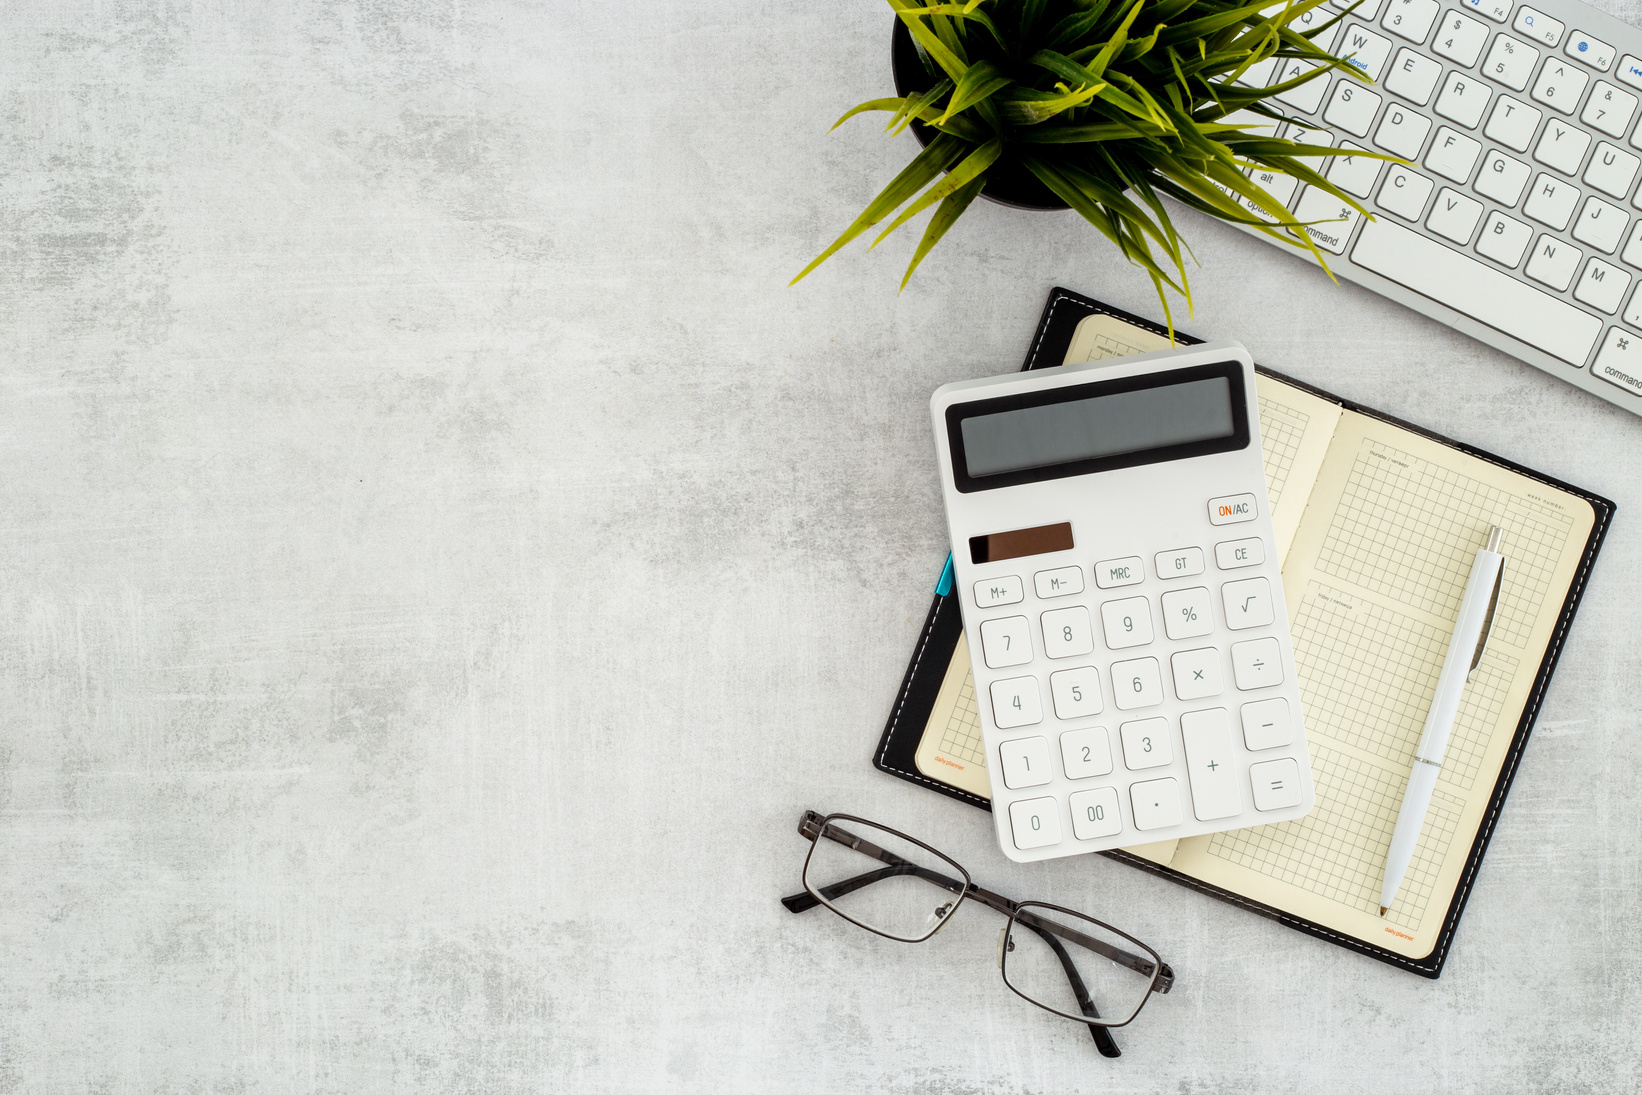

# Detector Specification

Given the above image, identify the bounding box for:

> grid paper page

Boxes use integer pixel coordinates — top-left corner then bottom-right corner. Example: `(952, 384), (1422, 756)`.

(936, 672), (985, 767)
(1257, 396), (1309, 509)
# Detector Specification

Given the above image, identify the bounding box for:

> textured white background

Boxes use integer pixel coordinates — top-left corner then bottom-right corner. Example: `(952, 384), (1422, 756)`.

(0, 2), (1638, 1091)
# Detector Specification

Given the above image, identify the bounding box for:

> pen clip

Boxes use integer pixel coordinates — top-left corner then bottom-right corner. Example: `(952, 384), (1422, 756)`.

(1467, 533), (1506, 681)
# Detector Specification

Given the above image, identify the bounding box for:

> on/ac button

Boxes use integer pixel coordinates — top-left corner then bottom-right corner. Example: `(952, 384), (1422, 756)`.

(1208, 493), (1258, 525)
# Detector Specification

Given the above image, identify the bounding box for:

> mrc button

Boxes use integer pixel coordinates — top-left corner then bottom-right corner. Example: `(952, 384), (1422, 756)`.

(1208, 493), (1258, 525)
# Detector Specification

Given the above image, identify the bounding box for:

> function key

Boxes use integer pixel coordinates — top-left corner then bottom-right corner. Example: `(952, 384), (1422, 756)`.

(1069, 787), (1123, 840)
(1566, 30), (1615, 72)
(1458, 0), (1510, 23)
(1094, 555), (1145, 588)
(979, 615), (1033, 669)
(998, 735), (1053, 789)
(1059, 726), (1114, 778)
(974, 575), (1024, 608)
(1130, 777), (1184, 831)
(1208, 493), (1258, 525)
(1034, 565), (1084, 599)
(1619, 54), (1642, 90)
(1155, 546), (1205, 579)
(1512, 5), (1563, 48)
(1251, 758), (1304, 811)
(1009, 797), (1063, 850)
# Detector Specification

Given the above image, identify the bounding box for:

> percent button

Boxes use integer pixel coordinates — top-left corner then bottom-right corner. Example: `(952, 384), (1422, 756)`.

(1161, 586), (1214, 640)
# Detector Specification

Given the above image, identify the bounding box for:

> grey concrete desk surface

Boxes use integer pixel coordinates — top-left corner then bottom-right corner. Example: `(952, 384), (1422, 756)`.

(0, 2), (1636, 1092)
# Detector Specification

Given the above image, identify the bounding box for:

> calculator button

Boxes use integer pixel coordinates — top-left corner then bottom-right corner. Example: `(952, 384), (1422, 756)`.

(1161, 586), (1214, 639)
(974, 575), (1024, 608)
(1069, 787), (1123, 839)
(979, 616), (1033, 668)
(1241, 697), (1294, 749)
(1171, 647), (1225, 700)
(1100, 596), (1155, 649)
(1208, 493), (1258, 525)
(1110, 657), (1164, 710)
(1222, 577), (1276, 630)
(1050, 666), (1104, 719)
(1180, 708), (1243, 821)
(1042, 606), (1096, 658)
(1231, 637), (1285, 690)
(1155, 547), (1205, 578)
(1120, 717), (1173, 770)
(1215, 537), (1266, 569)
(1060, 727), (1114, 778)
(1130, 777), (1184, 831)
(1094, 556), (1145, 588)
(1251, 758), (1304, 811)
(991, 676), (1044, 728)
(998, 736), (1053, 789)
(1033, 566), (1084, 599)
(1009, 797), (1063, 849)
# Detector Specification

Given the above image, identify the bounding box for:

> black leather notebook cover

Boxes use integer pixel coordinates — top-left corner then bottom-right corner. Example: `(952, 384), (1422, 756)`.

(873, 286), (1615, 978)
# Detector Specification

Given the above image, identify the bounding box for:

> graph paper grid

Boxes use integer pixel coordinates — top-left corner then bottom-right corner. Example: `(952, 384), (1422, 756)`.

(936, 672), (986, 767)
(1208, 745), (1462, 926)
(1290, 583), (1517, 792)
(1316, 438), (1573, 650)
(1075, 331), (1153, 361)
(1257, 395), (1309, 508)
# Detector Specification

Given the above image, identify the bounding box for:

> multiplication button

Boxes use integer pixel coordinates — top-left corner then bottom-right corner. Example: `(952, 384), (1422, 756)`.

(1009, 797), (1063, 850)
(1231, 637), (1284, 690)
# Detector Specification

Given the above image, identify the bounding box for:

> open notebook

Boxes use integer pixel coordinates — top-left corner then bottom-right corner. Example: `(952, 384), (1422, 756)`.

(878, 288), (1612, 976)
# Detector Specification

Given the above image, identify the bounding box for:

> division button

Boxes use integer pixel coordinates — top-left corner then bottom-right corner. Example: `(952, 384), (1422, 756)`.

(1208, 493), (1258, 525)
(1069, 786), (1123, 840)
(1009, 796), (1064, 849)
(1231, 637), (1285, 690)
(1130, 777), (1184, 831)
(1250, 758), (1305, 811)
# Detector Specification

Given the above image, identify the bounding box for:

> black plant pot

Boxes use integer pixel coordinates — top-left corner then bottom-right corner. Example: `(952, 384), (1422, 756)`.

(890, 18), (1070, 212)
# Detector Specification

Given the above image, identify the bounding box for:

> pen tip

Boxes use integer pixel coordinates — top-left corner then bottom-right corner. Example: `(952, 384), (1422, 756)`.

(1379, 906), (1388, 917)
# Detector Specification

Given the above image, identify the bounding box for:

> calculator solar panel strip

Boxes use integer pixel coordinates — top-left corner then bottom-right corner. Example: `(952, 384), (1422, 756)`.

(931, 341), (1316, 863)
(1222, 0), (1642, 415)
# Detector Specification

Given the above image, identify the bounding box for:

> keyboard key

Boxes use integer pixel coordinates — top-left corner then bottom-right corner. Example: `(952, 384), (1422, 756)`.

(1385, 48), (1443, 104)
(1476, 210), (1536, 266)
(1288, 4), (1341, 51)
(1525, 233), (1583, 290)
(1427, 187), (1485, 243)
(1161, 586), (1214, 640)
(1378, 102), (1435, 156)
(1524, 172), (1581, 228)
(999, 735), (1053, 789)
(1231, 636), (1285, 690)
(1475, 151), (1532, 205)
(1378, 164), (1436, 220)
(1433, 71), (1490, 130)
(1215, 537), (1266, 569)
(1111, 657), (1164, 710)
(1099, 596), (1153, 649)
(1535, 118), (1593, 175)
(1573, 196), (1629, 253)
(1241, 697), (1295, 750)
(1584, 142), (1640, 199)
(1383, 0), (1439, 42)
(1130, 777), (1184, 831)
(1060, 726), (1113, 779)
(1221, 107), (1284, 139)
(1171, 646), (1225, 700)
(1567, 31), (1616, 73)
(1425, 126), (1482, 181)
(1094, 556), (1144, 587)
(1050, 666), (1104, 719)
(1208, 493), (1257, 524)
(1483, 95), (1542, 152)
(1155, 547), (1204, 579)
(1222, 577), (1276, 630)
(1581, 84), (1633, 144)
(1120, 716), (1173, 770)
(1273, 59), (1331, 113)
(974, 575), (1024, 608)
(1009, 797), (1063, 849)
(1181, 708), (1243, 821)
(1283, 121), (1332, 149)
(1251, 758), (1305, 811)
(1290, 186), (1363, 253)
(1622, 220), (1642, 267)
(1532, 58), (1590, 114)
(1033, 565), (1083, 598)
(980, 615), (1034, 668)
(1338, 25), (1394, 80)
(992, 676), (1044, 728)
(1626, 285), (1642, 325)
(1620, 55), (1642, 91)
(1326, 143), (1386, 200)
(1512, 6), (1563, 49)
(1043, 605), (1096, 658)
(1482, 34), (1540, 91)
(1233, 57), (1280, 89)
(1433, 8), (1490, 65)
(1591, 326), (1642, 394)
(1457, 0), (1508, 23)
(1242, 169), (1299, 221)
(1324, 80), (1383, 137)
(1068, 787), (1123, 840)
(1574, 257), (1631, 313)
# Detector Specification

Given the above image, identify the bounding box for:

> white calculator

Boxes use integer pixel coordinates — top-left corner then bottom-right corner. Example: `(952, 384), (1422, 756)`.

(931, 341), (1315, 862)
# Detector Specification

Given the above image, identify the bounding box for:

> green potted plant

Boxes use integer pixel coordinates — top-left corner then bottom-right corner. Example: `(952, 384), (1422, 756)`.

(793, 0), (1384, 327)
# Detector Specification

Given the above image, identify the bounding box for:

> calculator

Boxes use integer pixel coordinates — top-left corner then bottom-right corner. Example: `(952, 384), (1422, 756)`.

(931, 341), (1315, 862)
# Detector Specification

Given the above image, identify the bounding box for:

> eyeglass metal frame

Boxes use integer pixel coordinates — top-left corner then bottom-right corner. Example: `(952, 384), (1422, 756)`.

(782, 810), (1174, 1058)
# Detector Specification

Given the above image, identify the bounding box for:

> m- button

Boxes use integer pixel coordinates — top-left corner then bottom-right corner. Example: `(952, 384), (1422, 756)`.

(1034, 566), (1085, 599)
(1208, 493), (1258, 525)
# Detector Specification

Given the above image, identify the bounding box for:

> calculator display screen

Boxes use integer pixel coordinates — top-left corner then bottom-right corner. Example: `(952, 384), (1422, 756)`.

(947, 361), (1248, 492)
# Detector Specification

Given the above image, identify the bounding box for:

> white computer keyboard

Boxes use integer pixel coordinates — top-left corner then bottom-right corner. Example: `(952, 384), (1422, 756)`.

(1224, 0), (1642, 415)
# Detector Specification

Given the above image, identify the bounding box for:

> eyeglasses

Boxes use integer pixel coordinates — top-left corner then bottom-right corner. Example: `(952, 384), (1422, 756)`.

(781, 810), (1174, 1058)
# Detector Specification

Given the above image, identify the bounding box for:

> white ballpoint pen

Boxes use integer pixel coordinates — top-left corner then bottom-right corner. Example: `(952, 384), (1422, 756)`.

(1380, 525), (1507, 917)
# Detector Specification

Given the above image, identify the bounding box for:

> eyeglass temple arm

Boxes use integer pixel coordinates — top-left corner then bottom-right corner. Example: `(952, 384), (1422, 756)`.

(781, 862), (967, 913)
(1018, 921), (1121, 1058)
